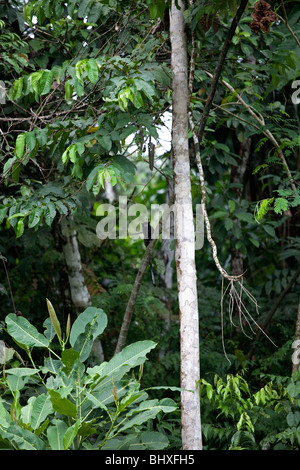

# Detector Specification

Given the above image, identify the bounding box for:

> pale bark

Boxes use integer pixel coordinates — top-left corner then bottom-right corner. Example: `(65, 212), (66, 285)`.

(170, 0), (202, 450)
(60, 216), (104, 361)
(292, 301), (300, 374)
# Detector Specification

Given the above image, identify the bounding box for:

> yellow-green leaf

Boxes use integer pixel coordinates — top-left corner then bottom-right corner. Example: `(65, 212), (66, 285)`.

(46, 298), (62, 341)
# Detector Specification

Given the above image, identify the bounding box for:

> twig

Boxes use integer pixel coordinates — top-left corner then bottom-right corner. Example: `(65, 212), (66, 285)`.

(279, 0), (300, 50)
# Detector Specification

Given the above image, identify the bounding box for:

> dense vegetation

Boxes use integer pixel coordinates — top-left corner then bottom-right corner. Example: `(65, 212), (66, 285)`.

(0, 0), (299, 450)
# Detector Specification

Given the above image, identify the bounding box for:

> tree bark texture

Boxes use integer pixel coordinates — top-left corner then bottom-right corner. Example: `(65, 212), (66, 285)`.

(170, 0), (202, 450)
(60, 216), (104, 361)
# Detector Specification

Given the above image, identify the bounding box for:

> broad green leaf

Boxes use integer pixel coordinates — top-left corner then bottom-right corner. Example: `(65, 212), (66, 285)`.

(61, 348), (80, 375)
(71, 309), (107, 362)
(55, 200), (68, 215)
(63, 420), (81, 450)
(69, 144), (77, 163)
(47, 419), (68, 450)
(5, 367), (39, 377)
(140, 431), (169, 450)
(48, 390), (77, 418)
(29, 70), (43, 94)
(74, 76), (84, 97)
(3, 157), (17, 178)
(30, 394), (53, 430)
(87, 58), (99, 84)
(44, 202), (56, 226)
(6, 313), (49, 349)
(28, 207), (42, 229)
(0, 340), (15, 365)
(262, 224), (276, 238)
(119, 399), (177, 433)
(69, 307), (107, 350)
(16, 219), (24, 238)
(3, 423), (45, 450)
(8, 77), (23, 101)
(134, 78), (156, 102)
(88, 340), (157, 386)
(25, 131), (36, 151)
(0, 398), (10, 427)
(21, 394), (53, 430)
(14, 133), (26, 159)
(39, 69), (53, 95)
(86, 165), (102, 192)
(228, 200), (236, 213)
(65, 80), (73, 100)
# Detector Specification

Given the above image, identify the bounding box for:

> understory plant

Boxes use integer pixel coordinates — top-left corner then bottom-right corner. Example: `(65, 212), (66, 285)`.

(0, 301), (178, 450)
(200, 370), (300, 450)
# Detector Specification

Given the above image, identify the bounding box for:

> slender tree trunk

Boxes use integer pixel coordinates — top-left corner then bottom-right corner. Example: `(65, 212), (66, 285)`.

(292, 301), (300, 374)
(170, 0), (202, 450)
(60, 216), (104, 361)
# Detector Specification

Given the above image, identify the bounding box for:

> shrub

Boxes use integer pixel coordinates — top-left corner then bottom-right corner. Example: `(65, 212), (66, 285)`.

(200, 371), (300, 450)
(0, 301), (178, 450)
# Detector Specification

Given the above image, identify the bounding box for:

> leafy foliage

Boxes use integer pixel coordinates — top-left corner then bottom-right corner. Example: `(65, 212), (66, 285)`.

(0, 305), (178, 450)
(200, 370), (300, 450)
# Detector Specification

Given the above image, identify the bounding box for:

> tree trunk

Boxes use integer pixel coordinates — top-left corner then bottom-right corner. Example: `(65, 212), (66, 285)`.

(60, 216), (104, 362)
(292, 301), (300, 374)
(170, 0), (202, 450)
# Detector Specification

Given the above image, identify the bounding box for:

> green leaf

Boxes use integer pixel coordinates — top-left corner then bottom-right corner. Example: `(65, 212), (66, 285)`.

(39, 69), (53, 95)
(87, 58), (99, 84)
(25, 131), (36, 151)
(44, 202), (57, 226)
(87, 340), (157, 386)
(48, 390), (77, 418)
(28, 207), (42, 229)
(47, 419), (68, 450)
(5, 367), (39, 377)
(262, 224), (276, 238)
(274, 197), (289, 215)
(140, 431), (169, 450)
(228, 200), (236, 213)
(65, 80), (73, 100)
(8, 77), (23, 101)
(255, 198), (274, 222)
(63, 420), (80, 450)
(119, 398), (177, 433)
(3, 424), (45, 450)
(6, 313), (49, 349)
(29, 70), (43, 94)
(21, 394), (53, 430)
(14, 133), (26, 159)
(61, 349), (80, 375)
(16, 219), (24, 238)
(70, 307), (107, 362)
